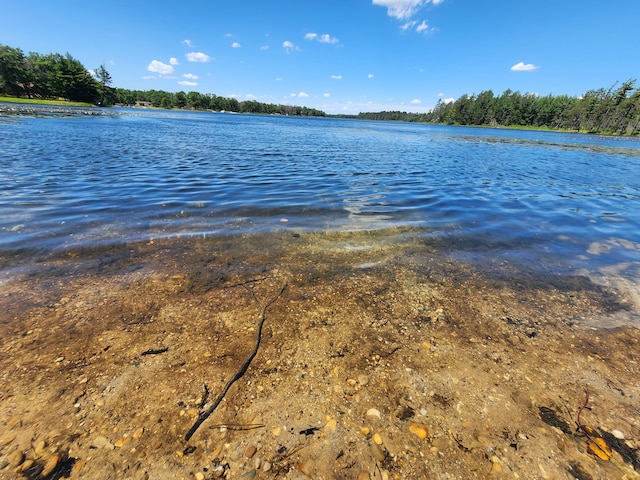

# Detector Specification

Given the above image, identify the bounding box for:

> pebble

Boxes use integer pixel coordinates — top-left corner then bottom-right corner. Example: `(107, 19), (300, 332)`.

(41, 454), (60, 477)
(239, 469), (256, 480)
(366, 408), (381, 419)
(611, 429), (625, 440)
(409, 422), (429, 440)
(245, 445), (257, 458)
(357, 471), (371, 480)
(133, 427), (144, 439)
(370, 443), (386, 462)
(33, 440), (47, 458)
(7, 449), (25, 468)
(195, 473), (205, 480)
(373, 433), (383, 445)
(1, 434), (16, 446)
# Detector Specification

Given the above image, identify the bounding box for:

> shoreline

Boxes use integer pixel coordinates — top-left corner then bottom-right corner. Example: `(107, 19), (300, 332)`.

(1, 231), (638, 478)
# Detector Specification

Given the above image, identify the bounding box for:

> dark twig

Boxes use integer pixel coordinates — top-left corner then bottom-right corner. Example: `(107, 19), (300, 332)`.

(185, 282), (287, 441)
(208, 423), (265, 431)
(198, 384), (210, 409)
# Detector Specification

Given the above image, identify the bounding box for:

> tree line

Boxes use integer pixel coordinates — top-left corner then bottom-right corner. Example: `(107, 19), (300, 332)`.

(353, 81), (640, 135)
(0, 44), (325, 116)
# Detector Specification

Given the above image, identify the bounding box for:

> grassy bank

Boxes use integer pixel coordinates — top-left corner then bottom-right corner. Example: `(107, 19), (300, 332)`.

(0, 96), (95, 107)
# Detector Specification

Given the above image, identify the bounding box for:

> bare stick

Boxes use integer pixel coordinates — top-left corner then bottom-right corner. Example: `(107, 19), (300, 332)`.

(185, 282), (287, 441)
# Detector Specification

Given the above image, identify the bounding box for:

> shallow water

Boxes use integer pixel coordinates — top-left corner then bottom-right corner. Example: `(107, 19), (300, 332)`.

(1, 103), (639, 326)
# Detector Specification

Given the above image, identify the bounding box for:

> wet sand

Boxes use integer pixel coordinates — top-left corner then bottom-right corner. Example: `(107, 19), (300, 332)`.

(1, 229), (639, 479)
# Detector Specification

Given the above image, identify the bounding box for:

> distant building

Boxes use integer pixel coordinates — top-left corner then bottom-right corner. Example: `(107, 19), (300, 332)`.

(135, 101), (153, 107)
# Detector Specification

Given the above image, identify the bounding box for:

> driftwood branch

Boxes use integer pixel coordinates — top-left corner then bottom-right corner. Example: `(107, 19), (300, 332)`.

(184, 282), (287, 441)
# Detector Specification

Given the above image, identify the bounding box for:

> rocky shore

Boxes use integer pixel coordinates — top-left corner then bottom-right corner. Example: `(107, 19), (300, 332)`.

(1, 230), (638, 479)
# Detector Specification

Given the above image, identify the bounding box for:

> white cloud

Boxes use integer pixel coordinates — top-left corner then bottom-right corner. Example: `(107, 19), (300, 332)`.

(416, 20), (430, 33)
(88, 69), (96, 77)
(147, 60), (174, 75)
(372, 0), (443, 20)
(231, 42), (241, 48)
(324, 93), (331, 97)
(245, 94), (257, 100)
(402, 20), (417, 31)
(411, 98), (422, 104)
(510, 61), (539, 72)
(318, 34), (339, 44)
(183, 73), (199, 80)
(260, 45), (269, 51)
(142, 75), (155, 80)
(298, 92), (309, 98)
(282, 40), (298, 53)
(178, 80), (197, 86)
(182, 39), (193, 47)
(305, 32), (339, 44)
(330, 75), (342, 80)
(442, 97), (454, 104)
(186, 52), (211, 63)
(169, 57), (179, 66)
(368, 73), (375, 79)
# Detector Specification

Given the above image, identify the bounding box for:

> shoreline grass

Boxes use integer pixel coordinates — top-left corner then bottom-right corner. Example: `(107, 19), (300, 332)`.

(0, 96), (95, 107)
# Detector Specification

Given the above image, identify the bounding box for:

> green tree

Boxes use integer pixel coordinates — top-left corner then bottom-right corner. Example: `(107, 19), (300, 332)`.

(95, 64), (112, 106)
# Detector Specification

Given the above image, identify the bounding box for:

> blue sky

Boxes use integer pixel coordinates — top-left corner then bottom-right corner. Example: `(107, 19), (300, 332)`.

(2, 0), (639, 114)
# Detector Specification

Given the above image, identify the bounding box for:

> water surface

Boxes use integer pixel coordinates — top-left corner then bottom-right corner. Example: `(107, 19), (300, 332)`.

(1, 104), (639, 325)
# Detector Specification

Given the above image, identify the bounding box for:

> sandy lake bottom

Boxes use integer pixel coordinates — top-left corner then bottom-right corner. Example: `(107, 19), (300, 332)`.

(0, 229), (639, 479)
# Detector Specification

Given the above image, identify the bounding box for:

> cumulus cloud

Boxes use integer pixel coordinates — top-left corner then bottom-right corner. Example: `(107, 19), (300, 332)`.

(183, 73), (199, 80)
(411, 98), (422, 104)
(324, 93), (331, 97)
(511, 61), (540, 71)
(305, 32), (339, 44)
(318, 34), (339, 44)
(186, 52), (211, 63)
(372, 0), (443, 20)
(231, 42), (241, 48)
(182, 39), (193, 47)
(330, 75), (342, 80)
(283, 40), (299, 53)
(178, 80), (197, 86)
(291, 92), (309, 98)
(169, 57), (179, 66)
(368, 73), (375, 78)
(147, 60), (174, 75)
(442, 97), (454, 104)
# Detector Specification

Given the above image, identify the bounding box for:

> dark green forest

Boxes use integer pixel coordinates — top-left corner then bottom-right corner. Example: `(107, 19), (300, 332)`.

(353, 81), (640, 135)
(2, 43), (639, 133)
(0, 44), (325, 116)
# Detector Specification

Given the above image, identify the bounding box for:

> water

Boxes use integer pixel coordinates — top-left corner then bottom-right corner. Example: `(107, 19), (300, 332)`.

(2, 104), (640, 324)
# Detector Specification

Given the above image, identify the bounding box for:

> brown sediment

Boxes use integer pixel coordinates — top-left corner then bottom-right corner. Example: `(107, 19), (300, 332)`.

(0, 229), (638, 479)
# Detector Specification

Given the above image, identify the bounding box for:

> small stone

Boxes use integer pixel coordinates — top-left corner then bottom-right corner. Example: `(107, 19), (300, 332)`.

(187, 408), (200, 418)
(33, 439), (47, 458)
(491, 461), (503, 473)
(195, 473), (205, 480)
(254, 457), (261, 469)
(114, 436), (129, 448)
(92, 435), (114, 450)
(133, 427), (144, 439)
(361, 427), (371, 435)
(262, 461), (271, 472)
(372, 433), (383, 445)
(409, 422), (429, 440)
(20, 459), (35, 472)
(272, 427), (281, 437)
(611, 429), (625, 440)
(240, 469), (257, 479)
(324, 419), (337, 433)
(1, 434), (16, 446)
(370, 443), (386, 462)
(366, 408), (381, 419)
(245, 445), (257, 458)
(41, 454), (60, 477)
(7, 449), (25, 468)
(357, 471), (371, 480)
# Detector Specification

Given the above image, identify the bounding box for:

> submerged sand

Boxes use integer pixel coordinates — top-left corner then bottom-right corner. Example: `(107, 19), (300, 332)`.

(0, 229), (638, 479)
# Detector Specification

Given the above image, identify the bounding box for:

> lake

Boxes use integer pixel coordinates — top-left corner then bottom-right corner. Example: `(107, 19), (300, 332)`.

(1, 103), (640, 327)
